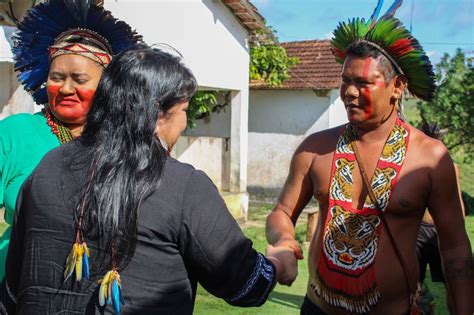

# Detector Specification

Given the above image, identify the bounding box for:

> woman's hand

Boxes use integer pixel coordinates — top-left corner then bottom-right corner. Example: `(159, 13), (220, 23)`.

(266, 240), (303, 286)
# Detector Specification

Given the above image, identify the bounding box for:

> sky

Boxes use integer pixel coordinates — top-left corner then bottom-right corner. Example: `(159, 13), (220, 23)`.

(251, 0), (474, 65)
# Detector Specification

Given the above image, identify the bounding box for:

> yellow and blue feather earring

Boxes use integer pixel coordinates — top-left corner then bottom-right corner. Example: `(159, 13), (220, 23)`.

(64, 193), (90, 282)
(98, 244), (124, 314)
(64, 165), (124, 314)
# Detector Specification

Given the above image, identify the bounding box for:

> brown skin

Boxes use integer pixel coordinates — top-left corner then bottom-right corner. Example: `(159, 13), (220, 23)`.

(156, 101), (190, 150)
(266, 55), (473, 314)
(46, 54), (103, 138)
(420, 151), (465, 314)
(422, 163), (465, 225)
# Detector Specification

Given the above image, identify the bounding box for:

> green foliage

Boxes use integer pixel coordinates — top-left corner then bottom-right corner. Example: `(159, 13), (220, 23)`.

(187, 91), (227, 129)
(417, 49), (474, 156)
(250, 44), (298, 86)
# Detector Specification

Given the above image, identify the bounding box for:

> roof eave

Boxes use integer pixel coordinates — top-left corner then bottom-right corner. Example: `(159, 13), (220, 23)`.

(222, 0), (276, 43)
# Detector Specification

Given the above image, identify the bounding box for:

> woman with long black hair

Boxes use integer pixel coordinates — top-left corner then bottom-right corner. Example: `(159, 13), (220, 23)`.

(0, 0), (141, 282)
(0, 45), (294, 314)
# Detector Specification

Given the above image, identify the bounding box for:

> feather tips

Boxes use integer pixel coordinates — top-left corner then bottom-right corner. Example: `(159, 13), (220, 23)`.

(64, 243), (78, 281)
(64, 242), (90, 282)
(99, 270), (124, 314)
(64, 0), (94, 25)
(381, 0), (404, 19)
(82, 250), (90, 280)
(112, 280), (121, 314)
(368, 0), (384, 29)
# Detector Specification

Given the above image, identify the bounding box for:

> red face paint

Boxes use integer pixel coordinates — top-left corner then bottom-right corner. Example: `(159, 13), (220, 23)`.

(362, 59), (373, 120)
(361, 88), (372, 120)
(47, 85), (96, 125)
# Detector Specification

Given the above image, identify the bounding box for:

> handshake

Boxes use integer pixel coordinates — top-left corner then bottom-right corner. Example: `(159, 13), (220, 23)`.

(266, 238), (304, 286)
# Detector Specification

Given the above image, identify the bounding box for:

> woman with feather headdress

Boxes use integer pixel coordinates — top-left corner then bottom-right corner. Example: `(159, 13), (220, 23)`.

(0, 0), (141, 281)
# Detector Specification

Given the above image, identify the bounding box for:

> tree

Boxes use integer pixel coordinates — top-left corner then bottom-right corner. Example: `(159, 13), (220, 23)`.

(249, 44), (299, 86)
(417, 49), (474, 155)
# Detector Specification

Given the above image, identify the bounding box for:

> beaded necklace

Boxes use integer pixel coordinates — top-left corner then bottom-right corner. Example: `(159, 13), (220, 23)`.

(44, 109), (74, 144)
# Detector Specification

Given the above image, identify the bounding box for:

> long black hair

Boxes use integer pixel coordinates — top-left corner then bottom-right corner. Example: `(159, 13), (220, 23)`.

(77, 44), (197, 271)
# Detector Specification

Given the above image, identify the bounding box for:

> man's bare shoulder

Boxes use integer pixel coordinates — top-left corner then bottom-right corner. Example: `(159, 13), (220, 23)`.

(408, 123), (450, 167)
(297, 124), (346, 155)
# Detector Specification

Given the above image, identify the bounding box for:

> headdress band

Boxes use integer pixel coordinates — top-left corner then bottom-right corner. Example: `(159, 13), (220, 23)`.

(48, 29), (113, 66)
(358, 40), (404, 75)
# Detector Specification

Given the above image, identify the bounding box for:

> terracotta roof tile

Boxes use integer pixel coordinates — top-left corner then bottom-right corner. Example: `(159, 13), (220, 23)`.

(222, 0), (266, 32)
(250, 39), (342, 90)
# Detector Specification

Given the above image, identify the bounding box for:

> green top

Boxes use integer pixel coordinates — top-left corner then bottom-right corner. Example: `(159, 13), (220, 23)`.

(0, 112), (60, 279)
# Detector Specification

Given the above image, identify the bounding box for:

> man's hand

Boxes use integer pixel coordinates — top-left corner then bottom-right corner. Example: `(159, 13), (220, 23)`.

(266, 240), (303, 286)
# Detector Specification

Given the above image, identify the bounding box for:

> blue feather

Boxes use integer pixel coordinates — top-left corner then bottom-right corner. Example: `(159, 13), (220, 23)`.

(369, 0), (384, 24)
(112, 280), (121, 314)
(32, 88), (48, 105)
(381, 0), (404, 19)
(64, 0), (93, 25)
(18, 68), (47, 90)
(82, 253), (90, 280)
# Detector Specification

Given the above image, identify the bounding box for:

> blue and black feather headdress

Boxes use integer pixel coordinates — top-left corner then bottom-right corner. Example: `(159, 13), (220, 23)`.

(13, 0), (142, 105)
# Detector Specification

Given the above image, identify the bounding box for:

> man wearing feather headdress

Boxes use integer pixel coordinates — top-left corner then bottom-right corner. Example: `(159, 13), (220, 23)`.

(0, 0), (141, 282)
(266, 0), (473, 314)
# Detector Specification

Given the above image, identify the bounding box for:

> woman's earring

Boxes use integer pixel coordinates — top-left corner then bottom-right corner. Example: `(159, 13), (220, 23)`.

(392, 93), (400, 105)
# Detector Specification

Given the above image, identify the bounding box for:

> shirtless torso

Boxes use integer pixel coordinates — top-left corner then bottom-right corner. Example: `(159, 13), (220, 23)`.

(303, 124), (448, 314)
(266, 53), (473, 314)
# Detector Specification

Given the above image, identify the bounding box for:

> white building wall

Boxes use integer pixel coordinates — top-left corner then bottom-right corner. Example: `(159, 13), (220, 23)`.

(0, 63), (17, 116)
(328, 89), (348, 128)
(105, 1), (251, 205)
(173, 136), (228, 189)
(104, 0), (249, 91)
(0, 26), (17, 117)
(247, 89), (331, 194)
